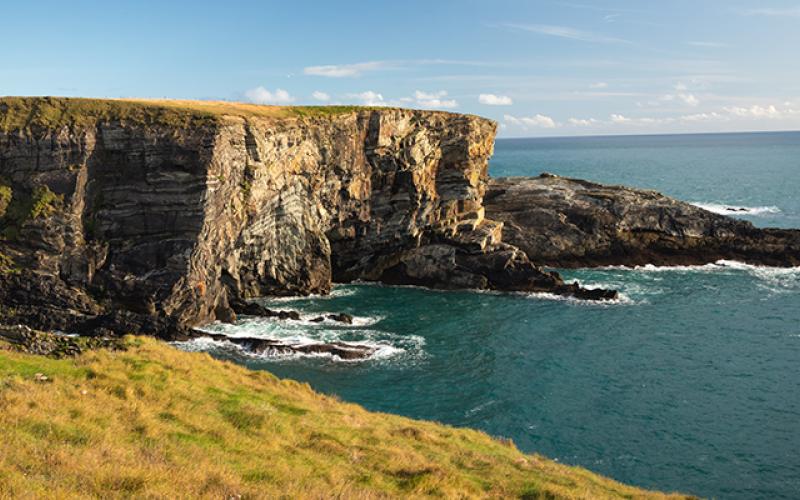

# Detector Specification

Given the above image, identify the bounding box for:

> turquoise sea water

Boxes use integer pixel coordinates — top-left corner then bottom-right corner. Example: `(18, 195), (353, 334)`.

(181, 132), (800, 498)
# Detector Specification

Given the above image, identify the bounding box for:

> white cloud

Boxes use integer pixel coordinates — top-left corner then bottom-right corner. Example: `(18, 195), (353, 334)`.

(659, 82), (700, 107)
(348, 91), (387, 106)
(340, 90), (458, 109)
(479, 93), (513, 105)
(504, 113), (558, 129)
(724, 104), (783, 118)
(244, 87), (295, 104)
(610, 114), (630, 124)
(568, 118), (600, 126)
(413, 90), (458, 108)
(502, 23), (631, 44)
(680, 112), (726, 123)
(311, 91), (330, 102)
(304, 61), (386, 78)
(589, 82), (608, 89)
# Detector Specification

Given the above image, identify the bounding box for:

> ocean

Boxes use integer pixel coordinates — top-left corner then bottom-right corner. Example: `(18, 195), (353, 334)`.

(179, 131), (800, 498)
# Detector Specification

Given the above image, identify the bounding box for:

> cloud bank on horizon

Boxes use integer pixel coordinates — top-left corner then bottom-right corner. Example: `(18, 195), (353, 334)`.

(2, 0), (799, 137)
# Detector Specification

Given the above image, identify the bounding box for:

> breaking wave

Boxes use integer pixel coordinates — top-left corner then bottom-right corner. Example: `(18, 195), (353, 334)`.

(690, 202), (781, 216)
(177, 311), (422, 363)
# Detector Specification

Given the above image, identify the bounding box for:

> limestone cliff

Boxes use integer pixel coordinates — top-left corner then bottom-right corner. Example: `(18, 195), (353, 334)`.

(0, 98), (607, 338)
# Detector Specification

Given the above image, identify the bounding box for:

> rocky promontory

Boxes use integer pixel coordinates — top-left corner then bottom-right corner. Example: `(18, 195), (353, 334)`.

(486, 173), (800, 268)
(0, 97), (611, 340)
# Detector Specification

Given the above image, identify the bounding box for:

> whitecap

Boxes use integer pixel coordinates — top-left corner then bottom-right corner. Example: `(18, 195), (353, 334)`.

(260, 286), (358, 304)
(594, 260), (800, 293)
(523, 290), (640, 306)
(690, 202), (781, 216)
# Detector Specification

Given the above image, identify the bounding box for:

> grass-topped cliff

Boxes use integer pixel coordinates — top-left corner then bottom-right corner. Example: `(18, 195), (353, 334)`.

(0, 336), (688, 498)
(0, 96), (405, 132)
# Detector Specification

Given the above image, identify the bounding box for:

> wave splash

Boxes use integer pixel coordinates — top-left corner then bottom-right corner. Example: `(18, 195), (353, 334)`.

(690, 202), (781, 216)
(178, 311), (423, 363)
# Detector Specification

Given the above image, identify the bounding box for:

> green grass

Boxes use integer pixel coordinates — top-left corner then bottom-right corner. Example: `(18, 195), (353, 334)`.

(0, 97), (404, 132)
(0, 336), (693, 498)
(0, 184), (11, 218)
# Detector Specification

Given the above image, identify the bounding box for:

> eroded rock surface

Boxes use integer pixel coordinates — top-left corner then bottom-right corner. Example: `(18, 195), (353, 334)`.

(0, 98), (609, 339)
(486, 174), (800, 268)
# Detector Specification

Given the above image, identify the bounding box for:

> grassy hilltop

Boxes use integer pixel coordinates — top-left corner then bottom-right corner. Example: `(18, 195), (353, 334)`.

(0, 337), (690, 498)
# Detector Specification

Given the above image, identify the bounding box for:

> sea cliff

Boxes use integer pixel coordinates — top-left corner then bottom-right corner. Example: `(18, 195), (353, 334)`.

(0, 98), (608, 339)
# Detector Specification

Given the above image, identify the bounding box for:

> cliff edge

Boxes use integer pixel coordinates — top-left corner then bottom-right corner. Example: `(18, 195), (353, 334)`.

(0, 97), (609, 338)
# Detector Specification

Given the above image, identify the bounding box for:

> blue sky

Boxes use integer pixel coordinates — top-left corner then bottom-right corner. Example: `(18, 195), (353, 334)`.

(2, 0), (799, 136)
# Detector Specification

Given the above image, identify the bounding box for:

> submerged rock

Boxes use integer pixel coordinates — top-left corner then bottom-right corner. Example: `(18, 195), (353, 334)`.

(485, 174), (800, 268)
(197, 332), (376, 360)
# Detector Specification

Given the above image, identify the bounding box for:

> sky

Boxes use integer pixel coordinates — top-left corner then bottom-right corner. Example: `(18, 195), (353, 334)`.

(2, 0), (800, 137)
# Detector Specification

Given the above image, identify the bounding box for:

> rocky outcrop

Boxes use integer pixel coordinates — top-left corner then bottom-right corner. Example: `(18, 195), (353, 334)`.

(0, 324), (125, 358)
(197, 332), (377, 360)
(0, 98), (610, 339)
(486, 174), (800, 268)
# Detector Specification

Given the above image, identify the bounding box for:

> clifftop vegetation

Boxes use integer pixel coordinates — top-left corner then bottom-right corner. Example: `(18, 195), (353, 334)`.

(0, 336), (688, 498)
(0, 97), (397, 132)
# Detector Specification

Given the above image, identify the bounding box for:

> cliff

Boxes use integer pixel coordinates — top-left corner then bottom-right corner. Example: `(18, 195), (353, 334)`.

(486, 174), (800, 268)
(0, 97), (608, 339)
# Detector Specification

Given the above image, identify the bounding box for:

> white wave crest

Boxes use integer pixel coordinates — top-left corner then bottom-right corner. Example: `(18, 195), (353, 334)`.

(595, 260), (800, 293)
(175, 335), (407, 362)
(690, 202), (781, 216)
(187, 312), (423, 363)
(260, 286), (358, 303)
(523, 290), (639, 306)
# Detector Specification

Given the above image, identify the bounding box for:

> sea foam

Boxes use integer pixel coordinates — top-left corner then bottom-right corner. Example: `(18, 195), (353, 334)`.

(690, 202), (781, 216)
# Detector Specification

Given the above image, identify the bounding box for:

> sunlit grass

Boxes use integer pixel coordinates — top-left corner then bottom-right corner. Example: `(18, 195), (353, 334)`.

(0, 96), (391, 131)
(0, 337), (692, 498)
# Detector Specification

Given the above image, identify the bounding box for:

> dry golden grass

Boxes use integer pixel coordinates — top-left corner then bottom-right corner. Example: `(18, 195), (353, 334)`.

(0, 337), (693, 499)
(0, 96), (390, 132)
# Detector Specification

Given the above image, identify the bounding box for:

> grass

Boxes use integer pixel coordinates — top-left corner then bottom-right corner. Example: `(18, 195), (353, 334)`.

(0, 96), (402, 132)
(0, 337), (692, 499)
(0, 184), (63, 241)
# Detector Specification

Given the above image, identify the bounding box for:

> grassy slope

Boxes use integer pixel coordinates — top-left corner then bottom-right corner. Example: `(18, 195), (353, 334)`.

(0, 96), (394, 132)
(0, 338), (690, 499)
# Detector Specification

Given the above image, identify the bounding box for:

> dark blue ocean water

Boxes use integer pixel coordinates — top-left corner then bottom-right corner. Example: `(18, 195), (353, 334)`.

(181, 132), (800, 499)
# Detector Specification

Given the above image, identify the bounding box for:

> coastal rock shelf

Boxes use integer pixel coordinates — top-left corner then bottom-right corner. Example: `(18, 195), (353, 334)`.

(486, 173), (800, 268)
(0, 98), (609, 339)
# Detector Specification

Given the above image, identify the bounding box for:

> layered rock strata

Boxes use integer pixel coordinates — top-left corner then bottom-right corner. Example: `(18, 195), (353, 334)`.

(486, 174), (800, 268)
(0, 98), (609, 339)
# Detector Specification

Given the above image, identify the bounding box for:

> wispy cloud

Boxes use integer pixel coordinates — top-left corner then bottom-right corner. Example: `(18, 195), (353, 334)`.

(343, 90), (458, 109)
(311, 91), (330, 102)
(303, 59), (498, 78)
(244, 87), (295, 104)
(568, 117), (600, 126)
(479, 93), (513, 105)
(501, 23), (631, 44)
(304, 61), (387, 78)
(346, 90), (387, 106)
(589, 82), (609, 89)
(687, 41), (729, 48)
(742, 6), (800, 17)
(414, 90), (458, 108)
(504, 113), (558, 129)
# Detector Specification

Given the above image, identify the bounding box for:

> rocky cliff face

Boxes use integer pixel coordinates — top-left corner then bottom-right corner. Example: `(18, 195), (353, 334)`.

(0, 98), (606, 338)
(486, 174), (800, 268)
